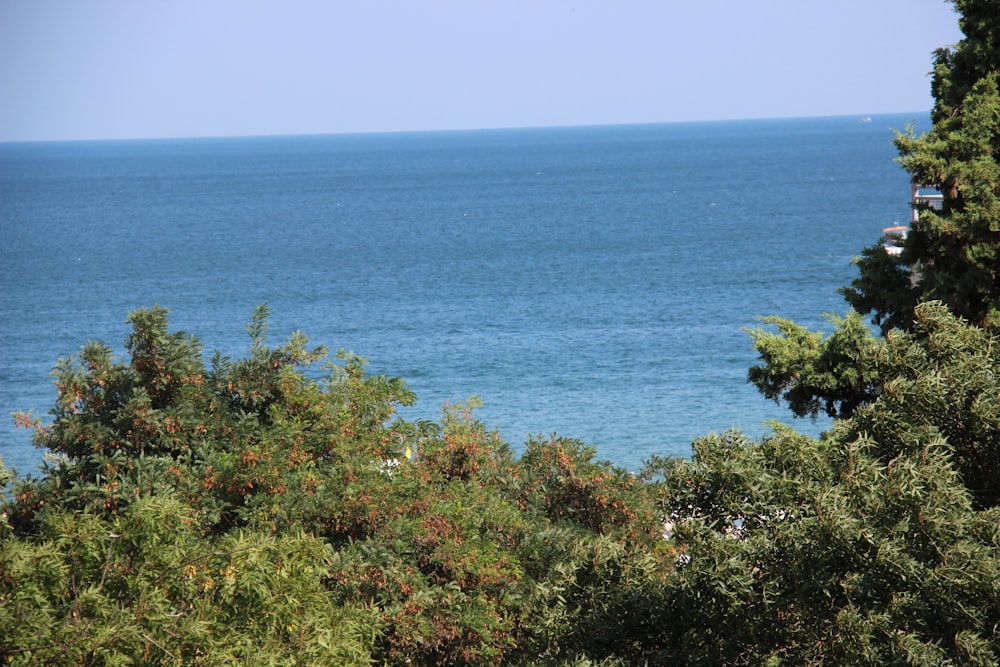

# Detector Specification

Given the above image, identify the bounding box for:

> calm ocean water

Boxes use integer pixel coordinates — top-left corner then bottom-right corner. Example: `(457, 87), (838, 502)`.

(0, 114), (925, 474)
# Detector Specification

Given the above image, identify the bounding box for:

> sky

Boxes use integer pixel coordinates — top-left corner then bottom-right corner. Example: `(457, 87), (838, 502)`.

(0, 0), (965, 142)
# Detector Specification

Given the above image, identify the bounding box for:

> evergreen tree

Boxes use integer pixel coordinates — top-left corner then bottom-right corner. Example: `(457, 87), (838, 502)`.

(4, 5), (999, 664)
(1, 306), (667, 666)
(843, 0), (1000, 332)
(748, 1), (1000, 440)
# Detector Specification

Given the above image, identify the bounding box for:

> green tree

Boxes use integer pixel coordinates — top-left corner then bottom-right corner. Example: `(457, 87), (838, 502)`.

(0, 496), (377, 666)
(621, 304), (1000, 663)
(2, 306), (669, 666)
(643, 422), (1000, 665)
(843, 0), (1000, 332)
(746, 310), (880, 419)
(748, 302), (1000, 508)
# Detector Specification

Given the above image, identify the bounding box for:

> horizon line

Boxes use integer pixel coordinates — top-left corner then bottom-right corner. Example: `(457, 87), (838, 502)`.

(0, 110), (932, 145)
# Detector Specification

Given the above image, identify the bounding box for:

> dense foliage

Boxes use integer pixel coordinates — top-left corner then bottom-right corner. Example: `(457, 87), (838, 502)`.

(4, 298), (1000, 665)
(843, 0), (1000, 332)
(2, 305), (674, 665)
(4, 2), (1000, 664)
(735, 2), (1000, 662)
(748, 303), (1000, 508)
(747, 0), (1000, 506)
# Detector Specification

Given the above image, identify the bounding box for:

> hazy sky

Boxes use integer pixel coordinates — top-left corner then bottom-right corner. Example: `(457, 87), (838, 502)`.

(0, 0), (964, 142)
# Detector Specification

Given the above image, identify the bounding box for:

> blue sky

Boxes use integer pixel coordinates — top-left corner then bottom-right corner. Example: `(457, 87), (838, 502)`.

(0, 0), (964, 142)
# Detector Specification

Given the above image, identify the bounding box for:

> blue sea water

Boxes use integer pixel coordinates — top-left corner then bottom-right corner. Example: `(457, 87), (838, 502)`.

(0, 114), (925, 474)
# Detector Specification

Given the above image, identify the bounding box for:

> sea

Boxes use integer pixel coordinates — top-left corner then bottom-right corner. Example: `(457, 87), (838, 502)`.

(0, 114), (926, 475)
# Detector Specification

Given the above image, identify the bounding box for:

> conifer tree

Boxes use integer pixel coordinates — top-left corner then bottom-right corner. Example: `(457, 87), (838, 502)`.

(748, 1), (1000, 427)
(844, 0), (1000, 332)
(1, 306), (668, 665)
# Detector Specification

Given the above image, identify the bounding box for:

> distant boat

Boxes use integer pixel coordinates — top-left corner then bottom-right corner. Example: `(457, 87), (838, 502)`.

(880, 183), (943, 255)
(860, 116), (872, 123)
(882, 224), (907, 255)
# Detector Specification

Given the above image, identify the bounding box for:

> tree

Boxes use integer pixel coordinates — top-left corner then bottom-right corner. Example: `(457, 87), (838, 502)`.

(0, 497), (378, 666)
(748, 301), (1000, 508)
(746, 311), (880, 419)
(843, 0), (1000, 332)
(2, 306), (669, 666)
(641, 422), (1000, 665)
(747, 1), (1000, 493)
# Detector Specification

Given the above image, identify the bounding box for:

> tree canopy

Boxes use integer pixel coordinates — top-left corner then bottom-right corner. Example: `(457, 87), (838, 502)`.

(4, 2), (1000, 664)
(2, 305), (673, 665)
(3, 298), (1000, 665)
(843, 0), (1000, 332)
(750, 0), (1000, 449)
